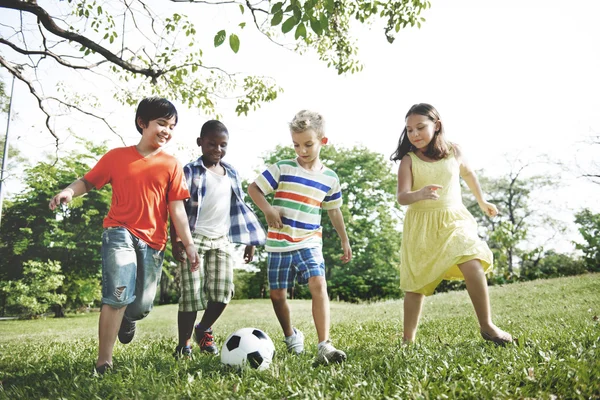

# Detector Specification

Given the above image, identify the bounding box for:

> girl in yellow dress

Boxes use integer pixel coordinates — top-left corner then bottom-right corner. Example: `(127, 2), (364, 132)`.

(391, 103), (512, 345)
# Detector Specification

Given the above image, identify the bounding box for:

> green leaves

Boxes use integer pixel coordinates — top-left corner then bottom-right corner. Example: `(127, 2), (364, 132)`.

(229, 34), (240, 53)
(281, 16), (297, 34)
(214, 30), (240, 53)
(214, 30), (226, 47)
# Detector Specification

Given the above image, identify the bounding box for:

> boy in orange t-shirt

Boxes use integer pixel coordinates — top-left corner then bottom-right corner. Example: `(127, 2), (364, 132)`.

(49, 97), (200, 374)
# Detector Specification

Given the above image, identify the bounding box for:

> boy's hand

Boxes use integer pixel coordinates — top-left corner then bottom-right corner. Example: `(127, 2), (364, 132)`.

(243, 245), (255, 263)
(172, 240), (186, 262)
(340, 240), (352, 263)
(265, 206), (283, 229)
(479, 201), (498, 218)
(185, 244), (200, 272)
(49, 188), (74, 210)
(417, 184), (443, 201)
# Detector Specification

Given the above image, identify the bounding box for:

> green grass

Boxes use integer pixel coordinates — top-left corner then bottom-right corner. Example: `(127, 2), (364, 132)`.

(1, 274), (599, 399)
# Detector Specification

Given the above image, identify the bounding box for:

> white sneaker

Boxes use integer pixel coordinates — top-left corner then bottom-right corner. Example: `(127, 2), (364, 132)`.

(316, 340), (347, 365)
(284, 328), (304, 354)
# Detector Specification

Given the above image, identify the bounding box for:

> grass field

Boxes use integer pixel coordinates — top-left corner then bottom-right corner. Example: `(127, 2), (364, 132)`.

(1, 274), (599, 399)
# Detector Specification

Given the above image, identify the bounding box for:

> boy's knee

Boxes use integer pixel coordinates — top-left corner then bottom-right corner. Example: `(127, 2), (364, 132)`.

(270, 289), (287, 303)
(308, 276), (327, 292)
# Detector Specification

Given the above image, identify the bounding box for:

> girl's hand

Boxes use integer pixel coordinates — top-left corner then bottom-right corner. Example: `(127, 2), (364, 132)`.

(265, 206), (283, 229)
(418, 185), (443, 201)
(479, 201), (498, 217)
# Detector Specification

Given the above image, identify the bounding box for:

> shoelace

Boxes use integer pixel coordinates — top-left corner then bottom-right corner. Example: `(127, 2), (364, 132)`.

(199, 333), (214, 346)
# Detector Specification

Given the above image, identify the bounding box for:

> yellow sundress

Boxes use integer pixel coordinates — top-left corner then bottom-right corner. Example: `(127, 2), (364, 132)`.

(400, 150), (493, 296)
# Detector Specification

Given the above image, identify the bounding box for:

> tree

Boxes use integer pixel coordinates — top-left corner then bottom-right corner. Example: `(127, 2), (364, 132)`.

(0, 139), (111, 316)
(0, 0), (429, 144)
(463, 162), (563, 278)
(243, 144), (403, 302)
(574, 209), (600, 272)
(0, 260), (66, 318)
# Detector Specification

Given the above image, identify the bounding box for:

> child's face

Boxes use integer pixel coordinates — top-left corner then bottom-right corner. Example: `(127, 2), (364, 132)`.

(292, 129), (325, 164)
(198, 130), (229, 166)
(138, 116), (177, 149)
(405, 114), (439, 151)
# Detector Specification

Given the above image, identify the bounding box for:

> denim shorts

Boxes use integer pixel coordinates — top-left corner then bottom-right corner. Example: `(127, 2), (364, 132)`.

(101, 227), (165, 321)
(267, 247), (325, 289)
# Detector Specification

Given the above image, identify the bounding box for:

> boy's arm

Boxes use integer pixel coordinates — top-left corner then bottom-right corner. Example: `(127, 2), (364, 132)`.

(248, 182), (282, 229)
(326, 208), (352, 263)
(169, 218), (186, 262)
(243, 245), (255, 263)
(49, 178), (94, 210)
(168, 200), (200, 271)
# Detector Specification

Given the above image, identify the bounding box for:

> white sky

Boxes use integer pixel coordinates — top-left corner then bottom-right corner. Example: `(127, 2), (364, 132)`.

(1, 0), (600, 252)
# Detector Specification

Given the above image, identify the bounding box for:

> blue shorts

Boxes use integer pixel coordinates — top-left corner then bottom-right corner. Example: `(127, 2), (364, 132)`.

(101, 227), (165, 321)
(267, 247), (325, 289)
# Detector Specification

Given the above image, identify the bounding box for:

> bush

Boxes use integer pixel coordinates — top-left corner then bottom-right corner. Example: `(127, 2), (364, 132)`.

(0, 260), (66, 318)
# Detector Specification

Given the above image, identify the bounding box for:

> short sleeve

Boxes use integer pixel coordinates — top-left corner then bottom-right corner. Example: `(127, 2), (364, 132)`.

(168, 161), (190, 202)
(254, 163), (281, 196)
(83, 150), (114, 189)
(321, 176), (342, 210)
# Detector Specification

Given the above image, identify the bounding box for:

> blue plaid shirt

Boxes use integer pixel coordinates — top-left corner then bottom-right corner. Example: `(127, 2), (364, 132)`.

(183, 157), (266, 246)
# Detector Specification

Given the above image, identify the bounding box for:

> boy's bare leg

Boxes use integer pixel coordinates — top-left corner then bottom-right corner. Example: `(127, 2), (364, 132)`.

(196, 302), (227, 331)
(308, 276), (330, 343)
(177, 311), (197, 346)
(96, 304), (126, 367)
(403, 292), (424, 342)
(270, 288), (294, 336)
(458, 259), (507, 337)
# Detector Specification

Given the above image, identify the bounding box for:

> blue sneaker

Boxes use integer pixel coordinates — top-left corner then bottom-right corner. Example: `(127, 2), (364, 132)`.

(173, 345), (193, 359)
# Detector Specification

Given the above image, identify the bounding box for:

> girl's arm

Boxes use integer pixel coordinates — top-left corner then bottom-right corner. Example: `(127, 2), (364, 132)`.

(454, 144), (498, 217)
(326, 208), (352, 263)
(396, 155), (442, 205)
(49, 178), (95, 210)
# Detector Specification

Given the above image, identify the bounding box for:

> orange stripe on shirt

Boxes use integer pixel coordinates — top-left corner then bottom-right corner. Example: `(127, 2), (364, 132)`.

(274, 191), (321, 207)
(267, 231), (322, 242)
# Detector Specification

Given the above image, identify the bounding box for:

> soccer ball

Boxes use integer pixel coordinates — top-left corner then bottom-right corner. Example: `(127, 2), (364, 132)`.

(220, 328), (275, 370)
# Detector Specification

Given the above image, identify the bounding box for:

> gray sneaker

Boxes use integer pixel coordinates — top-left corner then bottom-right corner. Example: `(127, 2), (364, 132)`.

(284, 328), (304, 354)
(316, 340), (346, 365)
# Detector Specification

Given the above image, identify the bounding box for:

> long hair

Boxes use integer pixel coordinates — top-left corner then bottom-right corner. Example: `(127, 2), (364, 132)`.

(390, 103), (449, 162)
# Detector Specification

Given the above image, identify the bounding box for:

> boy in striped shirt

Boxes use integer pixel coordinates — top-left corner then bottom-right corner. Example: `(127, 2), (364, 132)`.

(248, 110), (352, 365)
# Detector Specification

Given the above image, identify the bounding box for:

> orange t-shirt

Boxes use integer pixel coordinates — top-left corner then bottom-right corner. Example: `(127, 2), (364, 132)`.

(84, 146), (189, 250)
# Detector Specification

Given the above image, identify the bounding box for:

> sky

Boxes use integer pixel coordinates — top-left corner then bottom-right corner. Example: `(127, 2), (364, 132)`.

(1, 0), (600, 252)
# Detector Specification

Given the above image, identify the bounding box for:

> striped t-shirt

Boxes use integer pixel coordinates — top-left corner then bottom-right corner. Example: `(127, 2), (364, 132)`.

(254, 159), (343, 252)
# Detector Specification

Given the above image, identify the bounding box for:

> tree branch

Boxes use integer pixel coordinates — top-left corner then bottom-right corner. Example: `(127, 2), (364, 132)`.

(1, 0), (165, 82)
(46, 97), (126, 146)
(0, 54), (59, 146)
(0, 38), (107, 70)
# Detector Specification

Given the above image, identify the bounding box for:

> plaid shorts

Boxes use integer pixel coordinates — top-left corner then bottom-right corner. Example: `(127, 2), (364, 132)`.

(267, 247), (325, 290)
(178, 234), (234, 312)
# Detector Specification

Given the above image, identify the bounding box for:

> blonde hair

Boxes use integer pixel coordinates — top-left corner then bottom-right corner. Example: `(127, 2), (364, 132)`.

(289, 110), (325, 138)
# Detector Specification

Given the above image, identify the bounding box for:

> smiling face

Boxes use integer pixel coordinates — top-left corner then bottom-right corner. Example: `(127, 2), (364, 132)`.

(138, 116), (177, 149)
(405, 113), (440, 151)
(198, 130), (229, 166)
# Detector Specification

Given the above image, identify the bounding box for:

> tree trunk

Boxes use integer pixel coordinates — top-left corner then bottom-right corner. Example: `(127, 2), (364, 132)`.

(159, 271), (169, 305)
(53, 304), (65, 318)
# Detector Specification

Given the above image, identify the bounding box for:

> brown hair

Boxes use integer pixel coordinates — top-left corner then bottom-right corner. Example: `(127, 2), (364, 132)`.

(390, 103), (449, 162)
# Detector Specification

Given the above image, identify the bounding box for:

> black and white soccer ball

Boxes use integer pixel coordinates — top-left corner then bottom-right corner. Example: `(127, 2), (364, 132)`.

(220, 328), (275, 370)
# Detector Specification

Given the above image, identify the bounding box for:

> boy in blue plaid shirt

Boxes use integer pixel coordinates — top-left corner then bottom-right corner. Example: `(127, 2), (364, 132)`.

(171, 120), (266, 358)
